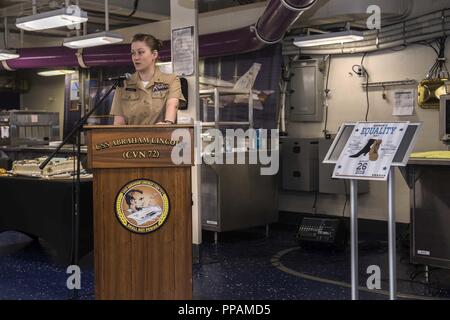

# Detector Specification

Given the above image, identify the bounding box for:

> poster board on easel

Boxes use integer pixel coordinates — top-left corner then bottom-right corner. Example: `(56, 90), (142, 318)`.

(323, 122), (422, 169)
(321, 121), (422, 300)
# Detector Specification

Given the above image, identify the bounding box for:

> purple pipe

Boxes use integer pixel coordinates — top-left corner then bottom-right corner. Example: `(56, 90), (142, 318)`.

(84, 43), (172, 66)
(6, 46), (79, 69)
(199, 26), (263, 58)
(2, 0), (317, 70)
(83, 44), (135, 66)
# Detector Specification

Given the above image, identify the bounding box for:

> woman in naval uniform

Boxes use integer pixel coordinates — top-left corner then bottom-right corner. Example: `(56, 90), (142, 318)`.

(110, 33), (185, 125)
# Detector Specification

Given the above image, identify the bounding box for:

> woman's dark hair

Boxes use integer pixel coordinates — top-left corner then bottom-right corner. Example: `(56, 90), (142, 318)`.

(132, 33), (163, 51)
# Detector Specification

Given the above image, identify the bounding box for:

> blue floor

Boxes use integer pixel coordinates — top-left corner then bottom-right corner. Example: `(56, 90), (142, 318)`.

(1, 225), (450, 300)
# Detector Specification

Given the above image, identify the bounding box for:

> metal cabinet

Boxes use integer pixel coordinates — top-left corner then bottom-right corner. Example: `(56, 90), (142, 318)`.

(281, 137), (318, 192)
(201, 151), (278, 232)
(407, 160), (450, 269)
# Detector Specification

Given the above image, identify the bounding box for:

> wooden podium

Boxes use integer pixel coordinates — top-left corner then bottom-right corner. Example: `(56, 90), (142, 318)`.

(85, 125), (193, 300)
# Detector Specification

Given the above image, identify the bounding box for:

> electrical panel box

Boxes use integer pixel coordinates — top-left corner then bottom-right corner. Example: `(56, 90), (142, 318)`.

(281, 137), (319, 192)
(289, 59), (325, 122)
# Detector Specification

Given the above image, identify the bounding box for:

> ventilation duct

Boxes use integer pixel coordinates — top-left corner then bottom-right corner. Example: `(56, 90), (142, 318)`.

(1, 0), (318, 70)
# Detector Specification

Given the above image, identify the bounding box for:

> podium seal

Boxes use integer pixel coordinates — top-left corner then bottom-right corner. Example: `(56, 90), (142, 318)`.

(115, 179), (170, 234)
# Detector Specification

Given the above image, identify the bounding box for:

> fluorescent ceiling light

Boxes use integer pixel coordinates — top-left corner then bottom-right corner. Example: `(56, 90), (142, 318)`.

(0, 49), (20, 61)
(63, 31), (124, 49)
(16, 5), (88, 31)
(38, 70), (76, 76)
(293, 30), (364, 48)
(156, 61), (172, 66)
(156, 61), (173, 73)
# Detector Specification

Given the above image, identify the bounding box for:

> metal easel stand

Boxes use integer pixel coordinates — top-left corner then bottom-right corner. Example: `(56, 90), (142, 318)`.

(350, 179), (359, 300)
(388, 167), (397, 300)
(350, 167), (397, 300)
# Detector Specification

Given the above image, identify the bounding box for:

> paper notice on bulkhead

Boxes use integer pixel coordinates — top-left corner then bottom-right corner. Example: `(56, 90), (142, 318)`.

(393, 89), (415, 116)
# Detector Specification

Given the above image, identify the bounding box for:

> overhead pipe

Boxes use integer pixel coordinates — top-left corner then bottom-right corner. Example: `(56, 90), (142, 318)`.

(1, 0), (318, 70)
(283, 8), (450, 55)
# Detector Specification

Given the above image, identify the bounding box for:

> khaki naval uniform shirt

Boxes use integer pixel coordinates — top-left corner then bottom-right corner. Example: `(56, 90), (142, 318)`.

(110, 67), (185, 125)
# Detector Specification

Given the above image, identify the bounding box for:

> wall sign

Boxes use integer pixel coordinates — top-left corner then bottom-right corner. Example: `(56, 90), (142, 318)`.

(115, 179), (170, 234)
(70, 79), (79, 101)
(172, 26), (194, 76)
(332, 122), (409, 181)
(393, 89), (415, 116)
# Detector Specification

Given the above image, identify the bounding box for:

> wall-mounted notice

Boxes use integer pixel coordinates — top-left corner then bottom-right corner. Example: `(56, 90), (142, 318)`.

(332, 122), (409, 181)
(393, 89), (415, 116)
(172, 26), (194, 76)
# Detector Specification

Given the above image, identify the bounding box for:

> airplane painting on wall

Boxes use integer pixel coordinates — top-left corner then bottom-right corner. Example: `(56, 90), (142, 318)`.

(199, 63), (275, 110)
(200, 44), (282, 129)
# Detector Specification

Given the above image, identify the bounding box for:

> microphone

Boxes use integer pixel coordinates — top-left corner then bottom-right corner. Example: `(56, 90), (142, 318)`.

(107, 73), (132, 81)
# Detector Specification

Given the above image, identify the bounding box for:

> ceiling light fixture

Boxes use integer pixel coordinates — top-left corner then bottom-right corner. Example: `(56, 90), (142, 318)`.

(63, 31), (123, 49)
(16, 5), (88, 31)
(38, 70), (77, 76)
(0, 49), (20, 61)
(156, 61), (172, 73)
(63, 0), (123, 49)
(293, 30), (364, 48)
